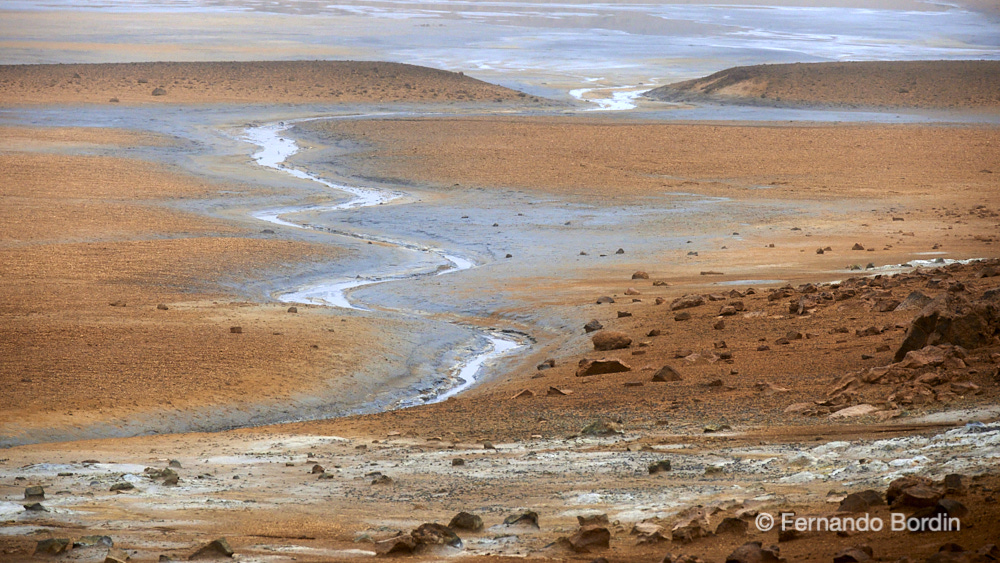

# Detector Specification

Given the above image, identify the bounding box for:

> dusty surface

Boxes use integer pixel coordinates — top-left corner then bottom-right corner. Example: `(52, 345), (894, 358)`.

(0, 127), (417, 444)
(646, 61), (1000, 110)
(2, 59), (1000, 562)
(0, 61), (539, 106)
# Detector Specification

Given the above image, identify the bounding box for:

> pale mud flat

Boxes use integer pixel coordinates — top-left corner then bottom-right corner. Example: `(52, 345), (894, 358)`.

(0, 414), (998, 561)
(2, 0), (998, 104)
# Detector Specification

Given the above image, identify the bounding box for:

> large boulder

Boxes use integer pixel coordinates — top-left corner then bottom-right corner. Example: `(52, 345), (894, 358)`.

(894, 293), (999, 362)
(448, 512), (484, 532)
(592, 331), (632, 351)
(411, 523), (462, 548)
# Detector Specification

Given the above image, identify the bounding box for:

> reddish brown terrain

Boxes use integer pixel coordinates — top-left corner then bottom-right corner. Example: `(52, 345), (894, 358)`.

(0, 61), (999, 562)
(646, 61), (1000, 109)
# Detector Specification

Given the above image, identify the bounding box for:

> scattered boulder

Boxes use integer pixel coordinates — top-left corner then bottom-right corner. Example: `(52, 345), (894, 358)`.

(151, 87), (167, 96)
(584, 319), (604, 333)
(852, 243), (865, 250)
(23, 502), (47, 512)
(674, 311), (692, 321)
(449, 511), (484, 532)
(828, 404), (881, 419)
(287, 306), (297, 313)
(157, 303), (169, 311)
(894, 293), (999, 361)
(625, 287), (641, 295)
(229, 326), (242, 334)
(576, 359), (631, 377)
(189, 538), (234, 560)
(943, 474), (966, 495)
(632, 271), (650, 279)
(411, 523), (462, 548)
(617, 310), (633, 318)
(547, 386), (571, 396)
(652, 365), (682, 382)
(503, 511), (539, 528)
(596, 296), (615, 304)
(592, 331), (631, 351)
(311, 464), (325, 474)
(511, 389), (534, 399)
(110, 482), (135, 492)
(648, 329), (661, 337)
(897, 290), (933, 311)
(24, 485), (44, 499)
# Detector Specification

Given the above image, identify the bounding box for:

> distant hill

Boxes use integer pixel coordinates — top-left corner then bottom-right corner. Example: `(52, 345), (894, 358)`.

(0, 60), (540, 105)
(644, 60), (1000, 110)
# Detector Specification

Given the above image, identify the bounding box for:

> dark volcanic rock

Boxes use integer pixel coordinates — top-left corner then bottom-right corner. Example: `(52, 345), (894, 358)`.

(725, 541), (784, 563)
(652, 365), (682, 382)
(504, 510), (539, 528)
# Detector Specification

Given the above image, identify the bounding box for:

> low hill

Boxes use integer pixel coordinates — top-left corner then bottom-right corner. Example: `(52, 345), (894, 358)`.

(0, 60), (538, 105)
(645, 60), (1000, 110)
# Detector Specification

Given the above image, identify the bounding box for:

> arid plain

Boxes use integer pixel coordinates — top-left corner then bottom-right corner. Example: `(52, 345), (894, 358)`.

(1, 50), (1000, 563)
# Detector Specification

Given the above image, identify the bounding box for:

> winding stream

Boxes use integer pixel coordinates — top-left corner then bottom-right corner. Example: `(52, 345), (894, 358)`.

(242, 118), (523, 406)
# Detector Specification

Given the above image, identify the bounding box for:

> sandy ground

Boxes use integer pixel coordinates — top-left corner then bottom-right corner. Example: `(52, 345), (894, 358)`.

(2, 60), (1000, 561)
(0, 61), (539, 106)
(0, 127), (429, 445)
(646, 61), (1000, 109)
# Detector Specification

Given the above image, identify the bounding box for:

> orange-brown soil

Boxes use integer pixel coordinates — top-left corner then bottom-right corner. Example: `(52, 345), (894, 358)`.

(646, 61), (1000, 109)
(0, 60), (539, 106)
(312, 118), (1000, 202)
(0, 128), (388, 435)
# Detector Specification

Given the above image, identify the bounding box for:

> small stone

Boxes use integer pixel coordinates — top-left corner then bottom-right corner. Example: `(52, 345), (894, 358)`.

(23, 502), (47, 512)
(651, 365), (682, 382)
(674, 311), (691, 321)
(24, 485), (44, 499)
(157, 303), (169, 310)
(451, 458), (465, 466)
(374, 535), (417, 555)
(576, 359), (631, 377)
(632, 271), (650, 279)
(852, 243), (865, 250)
(596, 296), (615, 304)
(713, 319), (725, 330)
(229, 326), (242, 334)
(110, 482), (135, 492)
(168, 460), (182, 468)
(449, 511), (483, 531)
(584, 319), (604, 333)
(311, 464), (324, 474)
(287, 306), (298, 313)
